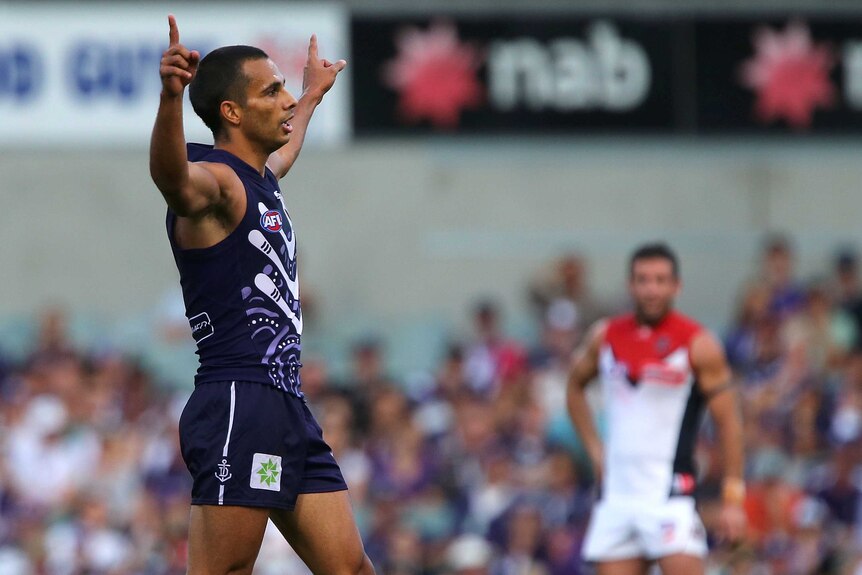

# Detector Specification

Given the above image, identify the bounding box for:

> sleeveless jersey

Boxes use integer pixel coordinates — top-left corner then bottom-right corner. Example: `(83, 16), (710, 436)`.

(597, 311), (704, 502)
(167, 144), (303, 396)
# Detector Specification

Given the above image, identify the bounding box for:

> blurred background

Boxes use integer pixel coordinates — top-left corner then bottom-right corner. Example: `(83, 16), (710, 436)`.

(2, 0), (862, 573)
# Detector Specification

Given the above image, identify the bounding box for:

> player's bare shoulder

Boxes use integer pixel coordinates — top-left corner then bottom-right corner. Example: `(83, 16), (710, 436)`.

(689, 328), (732, 394)
(689, 328), (726, 368)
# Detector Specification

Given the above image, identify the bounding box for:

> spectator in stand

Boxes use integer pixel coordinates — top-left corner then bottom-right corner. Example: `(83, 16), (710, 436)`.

(782, 280), (858, 382)
(725, 282), (774, 373)
(829, 350), (862, 447)
(531, 299), (580, 413)
(492, 503), (549, 575)
(743, 449), (806, 568)
(759, 234), (806, 320)
(833, 248), (862, 339)
(340, 335), (394, 441)
(528, 252), (607, 332)
(463, 299), (526, 398)
(444, 534), (494, 575)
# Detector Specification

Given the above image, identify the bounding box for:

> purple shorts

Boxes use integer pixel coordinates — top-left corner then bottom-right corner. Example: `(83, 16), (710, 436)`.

(179, 380), (347, 510)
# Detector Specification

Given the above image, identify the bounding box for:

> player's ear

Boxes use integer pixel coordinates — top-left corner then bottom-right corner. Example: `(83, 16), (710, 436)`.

(220, 100), (242, 129)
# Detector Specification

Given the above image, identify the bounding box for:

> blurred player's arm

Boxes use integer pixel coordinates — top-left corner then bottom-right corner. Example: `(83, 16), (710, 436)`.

(691, 330), (747, 543)
(267, 35), (346, 180)
(149, 15), (225, 217)
(566, 320), (607, 483)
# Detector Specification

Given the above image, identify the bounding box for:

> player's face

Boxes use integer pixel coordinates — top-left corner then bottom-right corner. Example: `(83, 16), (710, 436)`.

(629, 257), (680, 324)
(239, 58), (297, 151)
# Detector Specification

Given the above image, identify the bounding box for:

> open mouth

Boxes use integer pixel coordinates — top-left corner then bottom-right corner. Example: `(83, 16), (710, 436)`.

(281, 120), (293, 134)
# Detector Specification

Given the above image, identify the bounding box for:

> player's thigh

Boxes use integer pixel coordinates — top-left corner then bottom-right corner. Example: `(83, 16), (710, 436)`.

(595, 558), (650, 575)
(269, 490), (374, 575)
(187, 504), (270, 575)
(656, 553), (705, 575)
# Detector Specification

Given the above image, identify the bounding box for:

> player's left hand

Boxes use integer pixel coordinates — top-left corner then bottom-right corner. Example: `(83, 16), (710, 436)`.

(717, 502), (747, 545)
(302, 34), (346, 102)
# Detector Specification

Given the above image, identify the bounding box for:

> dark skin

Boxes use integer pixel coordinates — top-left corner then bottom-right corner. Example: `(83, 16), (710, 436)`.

(150, 16), (372, 575)
(566, 257), (746, 575)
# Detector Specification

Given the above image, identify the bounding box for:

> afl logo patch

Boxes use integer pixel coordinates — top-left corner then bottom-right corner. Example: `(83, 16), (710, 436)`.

(260, 210), (283, 233)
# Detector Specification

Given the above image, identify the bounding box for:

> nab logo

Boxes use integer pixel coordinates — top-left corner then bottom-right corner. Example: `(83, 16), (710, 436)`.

(260, 210), (283, 233)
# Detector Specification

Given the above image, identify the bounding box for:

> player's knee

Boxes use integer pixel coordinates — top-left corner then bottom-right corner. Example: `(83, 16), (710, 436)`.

(336, 553), (374, 575)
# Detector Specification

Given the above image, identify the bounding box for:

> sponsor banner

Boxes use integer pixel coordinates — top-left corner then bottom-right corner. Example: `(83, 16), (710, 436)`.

(351, 16), (679, 135)
(0, 3), (349, 146)
(352, 15), (862, 135)
(696, 18), (862, 133)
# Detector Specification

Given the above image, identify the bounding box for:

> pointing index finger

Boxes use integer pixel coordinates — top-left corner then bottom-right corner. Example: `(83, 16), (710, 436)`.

(308, 34), (318, 60)
(168, 14), (180, 47)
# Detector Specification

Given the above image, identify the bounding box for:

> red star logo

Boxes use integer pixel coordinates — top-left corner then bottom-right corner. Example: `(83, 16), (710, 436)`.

(383, 22), (484, 129)
(740, 21), (836, 129)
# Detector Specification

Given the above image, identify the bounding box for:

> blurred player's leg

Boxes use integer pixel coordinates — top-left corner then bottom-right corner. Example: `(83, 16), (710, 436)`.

(656, 553), (704, 575)
(187, 505), (269, 575)
(596, 558), (650, 575)
(270, 491), (374, 575)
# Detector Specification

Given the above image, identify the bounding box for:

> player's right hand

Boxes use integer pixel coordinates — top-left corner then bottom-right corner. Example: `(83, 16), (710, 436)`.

(717, 501), (747, 545)
(160, 14), (200, 98)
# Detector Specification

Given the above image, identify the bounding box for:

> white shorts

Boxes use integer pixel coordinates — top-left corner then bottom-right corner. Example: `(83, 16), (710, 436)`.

(582, 497), (707, 562)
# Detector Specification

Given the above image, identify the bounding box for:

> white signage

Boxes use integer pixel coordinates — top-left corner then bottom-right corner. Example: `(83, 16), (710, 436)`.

(489, 22), (651, 113)
(0, 2), (350, 146)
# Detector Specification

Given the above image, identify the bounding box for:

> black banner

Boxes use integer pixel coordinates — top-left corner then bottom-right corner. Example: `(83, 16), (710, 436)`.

(351, 15), (862, 136)
(351, 16), (680, 135)
(696, 18), (862, 133)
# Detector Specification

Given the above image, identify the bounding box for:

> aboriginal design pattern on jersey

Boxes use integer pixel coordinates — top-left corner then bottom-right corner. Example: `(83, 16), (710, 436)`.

(242, 195), (303, 394)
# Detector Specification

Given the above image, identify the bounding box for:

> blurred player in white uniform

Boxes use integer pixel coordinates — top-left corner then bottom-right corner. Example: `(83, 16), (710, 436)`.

(567, 243), (746, 575)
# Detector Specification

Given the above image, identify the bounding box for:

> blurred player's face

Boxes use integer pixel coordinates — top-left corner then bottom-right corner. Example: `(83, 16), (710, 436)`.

(629, 257), (680, 324)
(237, 58), (297, 151)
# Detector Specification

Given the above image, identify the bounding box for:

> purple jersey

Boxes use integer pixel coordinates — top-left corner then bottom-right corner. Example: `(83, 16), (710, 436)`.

(167, 144), (303, 396)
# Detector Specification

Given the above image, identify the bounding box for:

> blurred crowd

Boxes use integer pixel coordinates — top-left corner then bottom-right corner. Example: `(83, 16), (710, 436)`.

(1, 236), (862, 575)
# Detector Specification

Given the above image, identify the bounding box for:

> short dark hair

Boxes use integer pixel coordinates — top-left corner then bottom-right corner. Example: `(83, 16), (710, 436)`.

(629, 242), (680, 278)
(189, 45), (268, 138)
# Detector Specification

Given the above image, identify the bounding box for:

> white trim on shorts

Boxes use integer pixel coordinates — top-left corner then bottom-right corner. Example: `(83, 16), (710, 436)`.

(218, 381), (237, 505)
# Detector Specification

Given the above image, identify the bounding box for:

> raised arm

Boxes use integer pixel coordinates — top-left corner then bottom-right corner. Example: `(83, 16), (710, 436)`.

(267, 35), (347, 179)
(690, 330), (747, 544)
(566, 320), (607, 484)
(149, 15), (221, 217)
